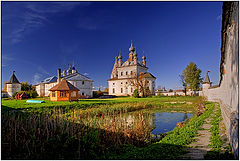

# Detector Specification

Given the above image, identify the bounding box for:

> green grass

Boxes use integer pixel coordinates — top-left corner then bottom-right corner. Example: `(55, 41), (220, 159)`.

(1, 96), (198, 117)
(107, 102), (215, 159)
(2, 96), (211, 159)
(1, 96), (198, 109)
(204, 104), (235, 160)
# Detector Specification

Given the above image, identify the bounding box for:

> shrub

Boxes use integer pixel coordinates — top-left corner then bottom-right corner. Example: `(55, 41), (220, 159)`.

(12, 90), (38, 99)
(93, 91), (104, 98)
(133, 89), (139, 98)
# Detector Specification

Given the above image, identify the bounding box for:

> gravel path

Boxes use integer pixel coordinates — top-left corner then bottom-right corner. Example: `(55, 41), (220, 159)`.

(183, 106), (217, 160)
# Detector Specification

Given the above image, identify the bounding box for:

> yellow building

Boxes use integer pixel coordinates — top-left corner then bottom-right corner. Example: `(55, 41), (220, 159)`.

(49, 79), (79, 101)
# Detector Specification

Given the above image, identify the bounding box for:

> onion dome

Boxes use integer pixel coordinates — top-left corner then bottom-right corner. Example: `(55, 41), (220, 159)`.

(129, 41), (135, 52)
(118, 51), (122, 59)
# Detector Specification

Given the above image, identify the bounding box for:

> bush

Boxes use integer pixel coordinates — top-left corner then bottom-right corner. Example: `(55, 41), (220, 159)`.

(12, 90), (38, 99)
(133, 89), (139, 98)
(93, 91), (104, 98)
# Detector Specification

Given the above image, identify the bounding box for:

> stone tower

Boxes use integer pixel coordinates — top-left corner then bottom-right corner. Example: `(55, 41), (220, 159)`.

(202, 71), (211, 90)
(6, 71), (21, 97)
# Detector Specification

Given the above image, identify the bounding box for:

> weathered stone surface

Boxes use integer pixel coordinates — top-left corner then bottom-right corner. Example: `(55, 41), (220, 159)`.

(200, 2), (239, 158)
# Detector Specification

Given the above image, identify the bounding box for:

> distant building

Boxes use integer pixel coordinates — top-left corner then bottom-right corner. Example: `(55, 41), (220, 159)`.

(6, 71), (21, 97)
(35, 64), (93, 98)
(108, 42), (156, 96)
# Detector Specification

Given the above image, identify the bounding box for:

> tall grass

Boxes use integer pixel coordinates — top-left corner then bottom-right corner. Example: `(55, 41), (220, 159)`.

(2, 106), (154, 159)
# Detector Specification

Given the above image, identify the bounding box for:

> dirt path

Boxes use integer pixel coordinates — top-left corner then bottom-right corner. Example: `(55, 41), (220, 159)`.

(183, 106), (217, 159)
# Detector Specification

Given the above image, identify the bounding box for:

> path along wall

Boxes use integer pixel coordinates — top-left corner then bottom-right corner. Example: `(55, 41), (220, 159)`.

(201, 2), (239, 158)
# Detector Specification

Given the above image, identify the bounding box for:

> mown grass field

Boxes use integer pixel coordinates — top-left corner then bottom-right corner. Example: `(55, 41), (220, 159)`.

(2, 96), (214, 159)
(2, 96), (198, 109)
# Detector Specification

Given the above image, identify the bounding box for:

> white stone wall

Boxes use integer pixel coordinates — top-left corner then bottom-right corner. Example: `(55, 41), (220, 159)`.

(117, 66), (137, 79)
(200, 2), (238, 158)
(109, 78), (155, 96)
(45, 83), (57, 96)
(109, 79), (135, 96)
(145, 77), (156, 95)
(68, 80), (93, 97)
(35, 85), (41, 96)
(7, 83), (21, 97)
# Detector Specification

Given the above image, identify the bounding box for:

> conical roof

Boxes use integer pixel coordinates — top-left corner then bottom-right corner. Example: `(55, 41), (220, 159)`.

(203, 71), (211, 84)
(8, 71), (20, 84)
(49, 79), (79, 91)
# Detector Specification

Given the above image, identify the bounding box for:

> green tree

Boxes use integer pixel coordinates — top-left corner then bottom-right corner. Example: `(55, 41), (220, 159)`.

(181, 62), (202, 91)
(133, 89), (139, 98)
(179, 74), (187, 95)
(21, 82), (34, 91)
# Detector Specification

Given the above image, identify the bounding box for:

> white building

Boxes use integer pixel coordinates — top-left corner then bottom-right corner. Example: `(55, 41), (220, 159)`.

(108, 42), (156, 96)
(35, 64), (93, 98)
(6, 71), (21, 97)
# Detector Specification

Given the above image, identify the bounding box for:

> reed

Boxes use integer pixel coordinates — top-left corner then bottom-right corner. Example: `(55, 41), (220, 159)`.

(2, 106), (154, 159)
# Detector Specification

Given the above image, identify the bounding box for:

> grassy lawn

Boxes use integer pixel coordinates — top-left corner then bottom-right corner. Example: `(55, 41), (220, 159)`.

(2, 95), (209, 159)
(2, 96), (198, 110)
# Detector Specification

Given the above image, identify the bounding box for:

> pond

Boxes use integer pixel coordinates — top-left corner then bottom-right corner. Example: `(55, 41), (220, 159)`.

(80, 109), (193, 136)
(150, 112), (193, 134)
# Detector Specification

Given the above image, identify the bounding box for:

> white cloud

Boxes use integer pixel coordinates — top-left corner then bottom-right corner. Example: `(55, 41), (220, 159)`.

(2, 55), (15, 67)
(3, 2), (91, 44)
(33, 73), (42, 84)
(37, 66), (50, 75)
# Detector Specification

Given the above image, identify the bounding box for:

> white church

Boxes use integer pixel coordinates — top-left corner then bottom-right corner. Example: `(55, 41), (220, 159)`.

(35, 64), (93, 98)
(108, 42), (156, 96)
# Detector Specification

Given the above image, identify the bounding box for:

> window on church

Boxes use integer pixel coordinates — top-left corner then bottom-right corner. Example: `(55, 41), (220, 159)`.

(121, 82), (123, 84)
(82, 81), (84, 85)
(52, 92), (56, 97)
(126, 82), (128, 84)
(82, 92), (84, 96)
(113, 83), (115, 85)
(126, 71), (128, 75)
(131, 88), (133, 93)
(130, 71), (133, 75)
(121, 72), (123, 76)
(113, 88), (115, 93)
(121, 88), (123, 93)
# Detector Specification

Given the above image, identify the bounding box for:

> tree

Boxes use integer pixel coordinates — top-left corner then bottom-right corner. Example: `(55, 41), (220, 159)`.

(21, 82), (35, 91)
(179, 74), (187, 95)
(133, 89), (139, 98)
(128, 72), (150, 97)
(3, 81), (7, 92)
(103, 88), (109, 93)
(181, 62), (202, 91)
(169, 89), (173, 92)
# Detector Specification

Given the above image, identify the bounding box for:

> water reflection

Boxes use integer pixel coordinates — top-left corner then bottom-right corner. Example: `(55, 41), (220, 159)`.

(81, 110), (193, 136)
(151, 112), (193, 135)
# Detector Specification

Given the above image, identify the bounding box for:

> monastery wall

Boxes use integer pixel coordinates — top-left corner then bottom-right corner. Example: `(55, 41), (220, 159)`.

(201, 2), (238, 158)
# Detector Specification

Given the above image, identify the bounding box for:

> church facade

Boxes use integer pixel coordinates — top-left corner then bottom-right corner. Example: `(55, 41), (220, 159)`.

(108, 42), (156, 96)
(35, 64), (93, 98)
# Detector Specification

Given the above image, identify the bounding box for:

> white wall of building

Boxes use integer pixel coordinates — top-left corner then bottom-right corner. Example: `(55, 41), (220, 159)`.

(7, 83), (21, 97)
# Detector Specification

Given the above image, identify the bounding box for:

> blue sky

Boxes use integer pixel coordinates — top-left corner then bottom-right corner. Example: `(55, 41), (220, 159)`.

(2, 1), (222, 90)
